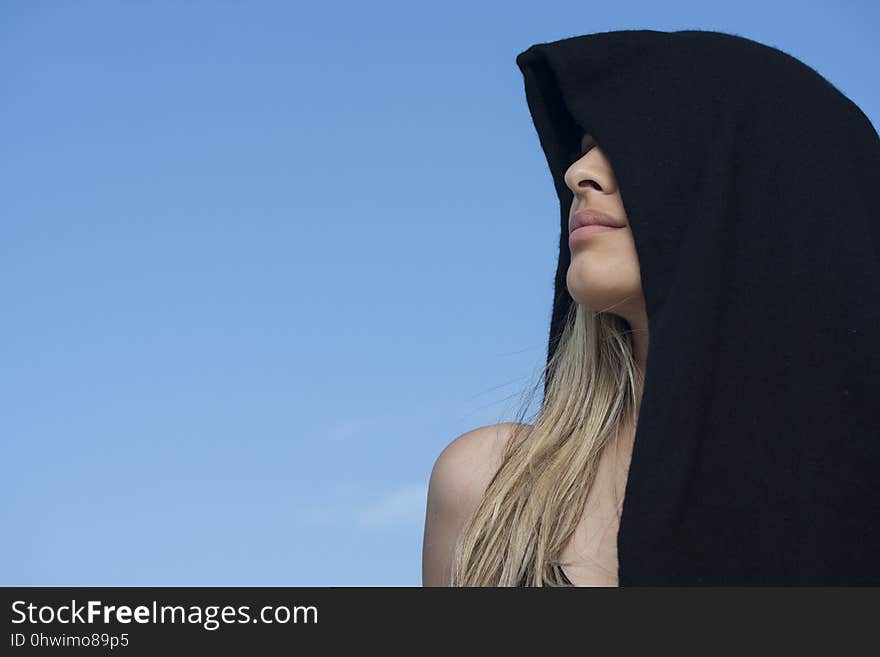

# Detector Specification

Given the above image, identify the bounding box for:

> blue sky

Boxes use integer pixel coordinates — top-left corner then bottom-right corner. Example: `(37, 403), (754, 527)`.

(2, 1), (877, 586)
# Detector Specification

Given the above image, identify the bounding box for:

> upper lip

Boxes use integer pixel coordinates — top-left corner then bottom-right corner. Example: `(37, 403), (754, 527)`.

(569, 208), (625, 234)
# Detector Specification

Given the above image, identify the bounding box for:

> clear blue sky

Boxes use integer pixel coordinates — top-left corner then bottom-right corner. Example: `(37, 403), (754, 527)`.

(2, 1), (877, 586)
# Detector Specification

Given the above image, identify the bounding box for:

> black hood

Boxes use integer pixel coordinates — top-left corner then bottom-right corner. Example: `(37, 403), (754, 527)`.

(515, 29), (880, 585)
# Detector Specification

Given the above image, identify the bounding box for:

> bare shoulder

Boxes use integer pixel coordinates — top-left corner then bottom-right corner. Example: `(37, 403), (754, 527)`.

(421, 422), (532, 586)
(430, 422), (530, 501)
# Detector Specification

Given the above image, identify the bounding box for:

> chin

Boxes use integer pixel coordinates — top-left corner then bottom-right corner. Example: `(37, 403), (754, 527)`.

(566, 281), (642, 317)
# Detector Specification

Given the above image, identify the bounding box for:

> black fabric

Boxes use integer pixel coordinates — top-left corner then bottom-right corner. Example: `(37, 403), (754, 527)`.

(515, 29), (880, 585)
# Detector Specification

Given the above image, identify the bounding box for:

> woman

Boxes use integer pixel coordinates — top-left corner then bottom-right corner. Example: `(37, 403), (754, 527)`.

(422, 29), (880, 586)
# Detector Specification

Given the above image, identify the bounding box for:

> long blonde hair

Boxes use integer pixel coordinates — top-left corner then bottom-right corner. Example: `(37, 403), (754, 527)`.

(449, 300), (645, 586)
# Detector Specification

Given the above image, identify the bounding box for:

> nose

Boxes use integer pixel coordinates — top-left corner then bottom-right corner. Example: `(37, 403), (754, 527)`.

(564, 153), (614, 196)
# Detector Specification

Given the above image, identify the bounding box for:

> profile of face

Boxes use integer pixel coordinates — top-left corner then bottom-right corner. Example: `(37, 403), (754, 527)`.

(563, 132), (645, 329)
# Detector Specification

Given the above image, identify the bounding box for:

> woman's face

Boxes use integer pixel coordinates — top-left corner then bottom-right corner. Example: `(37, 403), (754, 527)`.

(563, 133), (645, 323)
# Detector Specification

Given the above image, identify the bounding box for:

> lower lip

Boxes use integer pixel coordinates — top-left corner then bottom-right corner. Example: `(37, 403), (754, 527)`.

(569, 224), (621, 246)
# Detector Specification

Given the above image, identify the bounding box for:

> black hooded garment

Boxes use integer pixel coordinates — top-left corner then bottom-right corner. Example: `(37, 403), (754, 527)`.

(515, 30), (880, 585)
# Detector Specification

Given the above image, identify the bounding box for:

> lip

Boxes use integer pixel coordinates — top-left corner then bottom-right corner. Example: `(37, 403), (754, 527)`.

(569, 224), (621, 247)
(569, 208), (625, 234)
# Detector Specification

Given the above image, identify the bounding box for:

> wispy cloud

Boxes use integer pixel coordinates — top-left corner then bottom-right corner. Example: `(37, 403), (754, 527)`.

(356, 482), (429, 529)
(322, 418), (365, 444)
(292, 482), (429, 531)
(301, 414), (433, 530)
(293, 504), (350, 528)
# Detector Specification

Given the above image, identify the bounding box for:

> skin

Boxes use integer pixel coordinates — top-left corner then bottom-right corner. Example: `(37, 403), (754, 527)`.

(552, 133), (649, 585)
(422, 133), (649, 587)
(565, 132), (650, 376)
